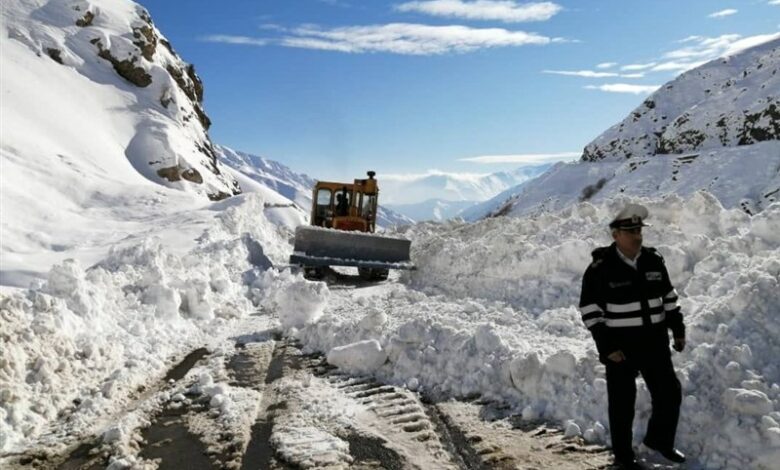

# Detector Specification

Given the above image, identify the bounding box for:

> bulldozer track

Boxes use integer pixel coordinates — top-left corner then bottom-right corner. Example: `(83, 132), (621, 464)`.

(3, 338), (619, 470)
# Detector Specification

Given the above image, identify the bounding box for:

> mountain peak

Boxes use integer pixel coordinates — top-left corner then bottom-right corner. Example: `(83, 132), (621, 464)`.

(4, 0), (240, 200)
(582, 36), (780, 162)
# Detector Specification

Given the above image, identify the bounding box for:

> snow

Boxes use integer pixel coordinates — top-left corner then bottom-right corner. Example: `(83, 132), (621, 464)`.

(287, 193), (780, 470)
(327, 339), (388, 374)
(2, 1), (780, 469)
(469, 141), (780, 220)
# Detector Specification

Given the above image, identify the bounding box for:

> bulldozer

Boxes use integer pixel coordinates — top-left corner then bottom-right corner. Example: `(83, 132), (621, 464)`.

(290, 171), (414, 281)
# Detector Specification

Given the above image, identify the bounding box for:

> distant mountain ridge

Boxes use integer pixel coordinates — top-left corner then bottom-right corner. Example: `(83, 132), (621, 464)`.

(380, 166), (552, 206)
(381, 164), (554, 221)
(217, 145), (414, 228)
(385, 199), (478, 222)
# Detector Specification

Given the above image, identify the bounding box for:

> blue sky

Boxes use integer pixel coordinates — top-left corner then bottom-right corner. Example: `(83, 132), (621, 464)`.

(137, 0), (780, 181)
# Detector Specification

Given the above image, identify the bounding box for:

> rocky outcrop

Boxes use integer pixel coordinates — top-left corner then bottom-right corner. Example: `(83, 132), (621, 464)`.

(582, 38), (780, 161)
(20, 0), (242, 200)
(94, 39), (152, 87)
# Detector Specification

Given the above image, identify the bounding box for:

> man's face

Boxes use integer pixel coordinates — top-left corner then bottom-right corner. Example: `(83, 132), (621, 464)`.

(613, 227), (643, 256)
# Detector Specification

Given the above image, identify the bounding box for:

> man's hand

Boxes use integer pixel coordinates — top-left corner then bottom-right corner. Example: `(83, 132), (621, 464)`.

(673, 337), (686, 352)
(607, 350), (626, 363)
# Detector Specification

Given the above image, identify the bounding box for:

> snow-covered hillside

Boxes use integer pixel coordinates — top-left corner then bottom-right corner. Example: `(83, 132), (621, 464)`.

(481, 37), (780, 220)
(0, 0), (256, 286)
(2, 2), (778, 469)
(583, 36), (780, 161)
(503, 142), (780, 217)
(217, 145), (414, 228)
(3, 0), (240, 200)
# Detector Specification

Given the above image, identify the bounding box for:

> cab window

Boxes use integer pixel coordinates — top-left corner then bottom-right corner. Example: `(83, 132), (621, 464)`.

(314, 188), (332, 226)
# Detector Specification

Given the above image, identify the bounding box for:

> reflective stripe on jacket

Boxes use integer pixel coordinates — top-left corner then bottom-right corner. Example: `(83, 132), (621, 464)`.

(579, 244), (684, 359)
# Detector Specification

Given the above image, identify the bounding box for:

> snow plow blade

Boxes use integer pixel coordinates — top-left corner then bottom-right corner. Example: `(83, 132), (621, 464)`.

(289, 225), (415, 270)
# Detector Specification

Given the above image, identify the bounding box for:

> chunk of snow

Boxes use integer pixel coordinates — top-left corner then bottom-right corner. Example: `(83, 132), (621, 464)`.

(327, 340), (388, 374)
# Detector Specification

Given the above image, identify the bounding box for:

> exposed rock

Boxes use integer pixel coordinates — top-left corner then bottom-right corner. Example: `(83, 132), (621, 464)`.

(166, 64), (210, 129)
(75, 11), (94, 27)
(132, 25), (156, 61)
(95, 41), (152, 87)
(98, 50), (152, 87)
(208, 191), (232, 202)
(46, 48), (62, 64)
(156, 165), (203, 184)
(181, 168), (203, 184)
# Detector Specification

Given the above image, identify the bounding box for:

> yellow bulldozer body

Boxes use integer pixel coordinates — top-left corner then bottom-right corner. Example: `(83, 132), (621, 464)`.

(290, 171), (414, 280)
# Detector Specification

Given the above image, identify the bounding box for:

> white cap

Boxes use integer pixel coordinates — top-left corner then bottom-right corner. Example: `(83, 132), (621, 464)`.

(610, 203), (650, 229)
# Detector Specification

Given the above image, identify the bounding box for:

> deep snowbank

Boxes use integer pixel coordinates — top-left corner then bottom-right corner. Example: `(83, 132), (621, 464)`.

(0, 194), (310, 453)
(291, 193), (780, 469)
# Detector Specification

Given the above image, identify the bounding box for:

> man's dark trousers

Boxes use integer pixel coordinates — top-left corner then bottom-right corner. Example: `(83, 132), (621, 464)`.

(605, 345), (682, 460)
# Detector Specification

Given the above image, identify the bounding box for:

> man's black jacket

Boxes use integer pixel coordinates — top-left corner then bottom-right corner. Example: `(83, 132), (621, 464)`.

(579, 243), (684, 361)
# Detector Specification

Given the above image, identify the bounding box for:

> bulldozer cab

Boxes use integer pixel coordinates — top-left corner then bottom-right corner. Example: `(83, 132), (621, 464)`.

(311, 172), (378, 232)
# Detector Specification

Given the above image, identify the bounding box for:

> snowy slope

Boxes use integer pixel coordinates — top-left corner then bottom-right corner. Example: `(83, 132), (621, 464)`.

(0, 0), (310, 455)
(3, 0), (240, 199)
(216, 145), (414, 228)
(0, 0), (258, 286)
(504, 142), (780, 217)
(458, 163), (554, 221)
(217, 145), (316, 211)
(489, 37), (780, 219)
(583, 36), (780, 161)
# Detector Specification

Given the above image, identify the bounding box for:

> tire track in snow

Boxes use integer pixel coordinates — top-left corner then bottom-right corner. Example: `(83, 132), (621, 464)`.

(1, 347), (211, 470)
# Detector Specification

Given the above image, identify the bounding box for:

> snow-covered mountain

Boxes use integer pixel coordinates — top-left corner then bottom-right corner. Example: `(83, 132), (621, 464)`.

(381, 165), (553, 221)
(385, 198), (478, 222)
(4, 0), (240, 200)
(380, 166), (551, 206)
(216, 145), (415, 228)
(2, 3), (779, 467)
(0, 0), (304, 287)
(217, 145), (316, 211)
(485, 37), (780, 219)
(584, 36), (780, 161)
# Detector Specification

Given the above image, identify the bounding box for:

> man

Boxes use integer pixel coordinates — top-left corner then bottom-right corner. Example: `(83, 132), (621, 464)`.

(579, 203), (686, 469)
(336, 187), (350, 216)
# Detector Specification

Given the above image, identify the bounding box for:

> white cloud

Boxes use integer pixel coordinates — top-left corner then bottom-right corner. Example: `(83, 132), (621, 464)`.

(201, 35), (269, 46)
(585, 84), (660, 94)
(543, 70), (618, 78)
(620, 62), (657, 71)
(596, 62), (617, 69)
(651, 33), (780, 72)
(770, 0), (780, 5)
(395, 0), (562, 23)
(721, 32), (780, 55)
(708, 9), (738, 18)
(650, 60), (708, 73)
(202, 24), (554, 55)
(280, 23), (553, 54)
(543, 69), (643, 79)
(458, 152), (580, 164)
